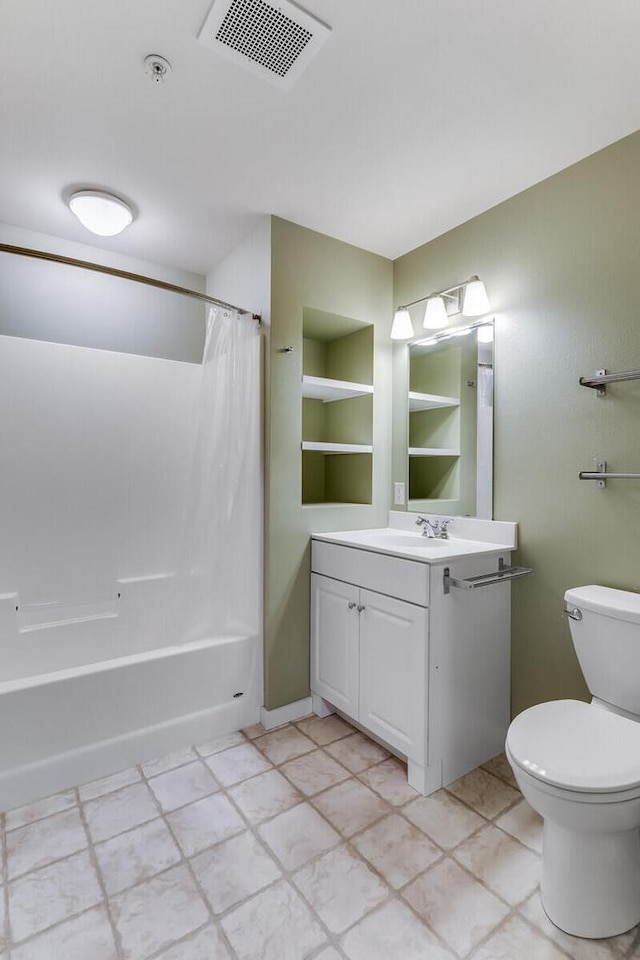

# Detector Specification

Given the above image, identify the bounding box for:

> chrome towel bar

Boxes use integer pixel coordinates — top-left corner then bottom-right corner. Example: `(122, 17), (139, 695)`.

(578, 460), (640, 489)
(579, 368), (640, 397)
(443, 558), (533, 595)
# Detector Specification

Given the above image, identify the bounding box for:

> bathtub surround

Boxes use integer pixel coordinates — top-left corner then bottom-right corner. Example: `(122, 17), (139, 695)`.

(0, 289), (262, 808)
(2, 715), (637, 959)
(0, 334), (199, 657)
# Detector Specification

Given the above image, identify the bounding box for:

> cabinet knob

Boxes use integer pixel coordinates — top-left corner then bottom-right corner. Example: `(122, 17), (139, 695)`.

(357, 604), (366, 613)
(348, 601), (357, 610)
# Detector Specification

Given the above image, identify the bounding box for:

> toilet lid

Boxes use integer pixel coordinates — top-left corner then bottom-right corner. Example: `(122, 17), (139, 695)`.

(507, 700), (640, 793)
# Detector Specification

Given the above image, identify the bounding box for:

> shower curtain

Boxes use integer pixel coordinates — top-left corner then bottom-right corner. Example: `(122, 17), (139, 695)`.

(180, 306), (261, 640)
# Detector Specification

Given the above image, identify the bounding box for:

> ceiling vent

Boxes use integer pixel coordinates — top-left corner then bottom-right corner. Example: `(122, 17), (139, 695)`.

(198, 0), (331, 89)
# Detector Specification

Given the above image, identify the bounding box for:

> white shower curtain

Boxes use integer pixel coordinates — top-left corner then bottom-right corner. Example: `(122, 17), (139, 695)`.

(180, 306), (261, 640)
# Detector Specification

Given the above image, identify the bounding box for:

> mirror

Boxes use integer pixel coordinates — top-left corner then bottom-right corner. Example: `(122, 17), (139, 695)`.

(406, 321), (493, 518)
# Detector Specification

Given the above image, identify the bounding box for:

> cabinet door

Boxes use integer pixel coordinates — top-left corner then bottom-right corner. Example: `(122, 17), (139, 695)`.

(310, 573), (359, 718)
(358, 589), (427, 761)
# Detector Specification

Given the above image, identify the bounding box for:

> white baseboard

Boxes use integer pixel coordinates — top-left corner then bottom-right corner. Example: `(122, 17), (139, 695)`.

(311, 693), (336, 718)
(260, 697), (313, 730)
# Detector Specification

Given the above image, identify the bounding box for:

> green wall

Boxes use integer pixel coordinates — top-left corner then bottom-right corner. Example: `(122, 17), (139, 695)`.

(266, 218), (393, 709)
(393, 130), (640, 715)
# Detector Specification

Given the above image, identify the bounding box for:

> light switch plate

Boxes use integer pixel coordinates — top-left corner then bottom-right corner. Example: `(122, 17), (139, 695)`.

(394, 482), (405, 505)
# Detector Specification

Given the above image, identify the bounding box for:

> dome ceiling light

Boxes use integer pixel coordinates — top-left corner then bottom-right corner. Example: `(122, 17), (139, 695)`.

(68, 190), (134, 237)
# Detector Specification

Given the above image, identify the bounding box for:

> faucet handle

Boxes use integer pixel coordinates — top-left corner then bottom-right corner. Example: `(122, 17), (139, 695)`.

(415, 515), (436, 537)
(436, 517), (454, 539)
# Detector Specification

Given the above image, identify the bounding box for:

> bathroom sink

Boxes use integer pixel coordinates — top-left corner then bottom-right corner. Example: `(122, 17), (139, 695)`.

(312, 525), (513, 562)
(357, 531), (449, 550)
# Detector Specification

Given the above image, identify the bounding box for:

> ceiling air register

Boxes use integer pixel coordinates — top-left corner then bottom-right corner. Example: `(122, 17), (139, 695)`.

(198, 0), (331, 88)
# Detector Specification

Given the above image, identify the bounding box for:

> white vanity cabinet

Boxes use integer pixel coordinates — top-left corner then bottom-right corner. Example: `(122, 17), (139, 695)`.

(310, 536), (513, 795)
(311, 574), (427, 762)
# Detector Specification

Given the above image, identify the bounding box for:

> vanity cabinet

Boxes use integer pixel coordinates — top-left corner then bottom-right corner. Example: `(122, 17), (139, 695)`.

(310, 537), (511, 795)
(311, 574), (427, 760)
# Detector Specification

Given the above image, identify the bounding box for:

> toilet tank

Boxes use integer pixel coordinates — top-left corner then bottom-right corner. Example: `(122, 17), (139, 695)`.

(565, 585), (640, 716)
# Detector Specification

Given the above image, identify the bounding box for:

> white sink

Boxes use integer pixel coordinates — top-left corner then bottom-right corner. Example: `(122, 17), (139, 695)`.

(357, 531), (449, 550)
(312, 525), (512, 562)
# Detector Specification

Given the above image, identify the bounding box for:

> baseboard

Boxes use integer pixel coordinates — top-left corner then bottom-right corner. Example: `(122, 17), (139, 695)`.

(0, 699), (259, 812)
(260, 697), (313, 730)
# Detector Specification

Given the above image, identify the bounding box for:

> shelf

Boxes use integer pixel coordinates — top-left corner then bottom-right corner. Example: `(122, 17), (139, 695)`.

(409, 391), (459, 412)
(303, 442), (373, 455)
(409, 447), (460, 457)
(303, 375), (373, 402)
(302, 309), (374, 506)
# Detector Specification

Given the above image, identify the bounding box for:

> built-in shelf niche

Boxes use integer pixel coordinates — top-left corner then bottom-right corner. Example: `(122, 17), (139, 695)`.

(302, 307), (374, 506)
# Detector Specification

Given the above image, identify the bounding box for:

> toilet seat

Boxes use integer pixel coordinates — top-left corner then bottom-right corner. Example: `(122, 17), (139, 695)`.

(507, 699), (640, 794)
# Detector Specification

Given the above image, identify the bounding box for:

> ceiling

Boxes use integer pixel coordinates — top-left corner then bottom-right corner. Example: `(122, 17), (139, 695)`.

(2, 0), (640, 276)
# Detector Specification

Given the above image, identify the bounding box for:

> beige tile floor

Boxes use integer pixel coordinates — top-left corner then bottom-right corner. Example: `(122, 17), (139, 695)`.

(2, 716), (640, 959)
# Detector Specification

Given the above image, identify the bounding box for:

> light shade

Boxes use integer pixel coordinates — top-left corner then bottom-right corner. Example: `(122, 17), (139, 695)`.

(69, 190), (134, 236)
(390, 308), (414, 340)
(462, 277), (490, 317)
(423, 296), (448, 329)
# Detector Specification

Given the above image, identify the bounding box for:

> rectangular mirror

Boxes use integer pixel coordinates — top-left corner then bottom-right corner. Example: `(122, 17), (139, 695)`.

(406, 321), (493, 517)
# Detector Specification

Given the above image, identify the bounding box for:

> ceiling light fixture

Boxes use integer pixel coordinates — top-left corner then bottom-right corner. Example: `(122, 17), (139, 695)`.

(391, 276), (491, 340)
(68, 190), (134, 237)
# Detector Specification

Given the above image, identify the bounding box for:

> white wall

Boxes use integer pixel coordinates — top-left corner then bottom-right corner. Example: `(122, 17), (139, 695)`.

(0, 223), (206, 362)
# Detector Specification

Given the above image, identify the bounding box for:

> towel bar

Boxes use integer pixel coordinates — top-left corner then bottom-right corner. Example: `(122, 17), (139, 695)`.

(443, 558), (533, 595)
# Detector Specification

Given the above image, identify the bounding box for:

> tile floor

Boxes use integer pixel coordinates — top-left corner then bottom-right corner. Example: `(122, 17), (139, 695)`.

(2, 716), (640, 959)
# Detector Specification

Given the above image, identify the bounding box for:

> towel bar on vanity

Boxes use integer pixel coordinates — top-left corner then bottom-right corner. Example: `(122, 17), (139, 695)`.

(443, 558), (533, 595)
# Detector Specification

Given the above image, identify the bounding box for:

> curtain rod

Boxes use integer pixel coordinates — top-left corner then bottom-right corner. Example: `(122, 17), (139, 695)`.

(0, 242), (259, 320)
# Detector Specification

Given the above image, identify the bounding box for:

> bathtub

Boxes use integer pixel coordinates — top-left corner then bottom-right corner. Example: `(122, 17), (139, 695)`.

(0, 578), (262, 810)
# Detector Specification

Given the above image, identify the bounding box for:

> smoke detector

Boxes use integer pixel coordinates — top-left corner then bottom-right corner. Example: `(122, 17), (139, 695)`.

(197, 0), (331, 89)
(144, 54), (172, 83)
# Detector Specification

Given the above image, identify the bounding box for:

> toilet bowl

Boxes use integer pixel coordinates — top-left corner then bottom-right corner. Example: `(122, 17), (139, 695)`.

(507, 699), (640, 937)
(506, 585), (640, 939)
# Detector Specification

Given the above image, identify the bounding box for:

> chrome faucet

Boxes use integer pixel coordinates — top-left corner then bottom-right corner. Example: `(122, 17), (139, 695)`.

(415, 516), (453, 539)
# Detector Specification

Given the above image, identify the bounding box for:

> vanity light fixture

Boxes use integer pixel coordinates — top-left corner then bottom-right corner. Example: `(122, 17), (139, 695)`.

(390, 307), (414, 340)
(68, 190), (134, 237)
(423, 295), (448, 330)
(462, 277), (491, 317)
(391, 276), (491, 340)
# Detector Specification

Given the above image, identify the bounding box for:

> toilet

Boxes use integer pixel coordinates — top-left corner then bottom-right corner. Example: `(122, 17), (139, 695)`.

(506, 585), (640, 939)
